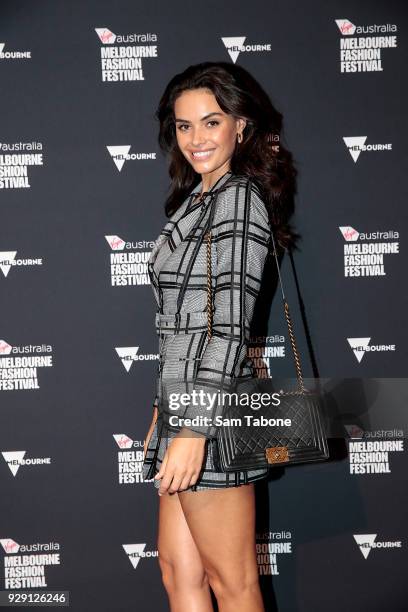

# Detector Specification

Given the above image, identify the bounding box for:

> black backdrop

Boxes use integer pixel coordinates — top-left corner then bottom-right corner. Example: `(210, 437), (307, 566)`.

(1, 1), (407, 611)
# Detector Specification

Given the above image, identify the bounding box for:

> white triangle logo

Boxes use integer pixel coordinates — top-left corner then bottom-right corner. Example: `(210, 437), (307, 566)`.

(347, 337), (371, 363)
(221, 37), (246, 63)
(2, 451), (26, 476)
(343, 137), (367, 163)
(115, 347), (139, 372)
(107, 146), (131, 172)
(0, 251), (17, 277)
(123, 543), (146, 569)
(353, 534), (377, 559)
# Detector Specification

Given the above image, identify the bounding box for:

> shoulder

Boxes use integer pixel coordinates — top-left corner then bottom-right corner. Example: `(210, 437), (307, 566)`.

(214, 174), (269, 226)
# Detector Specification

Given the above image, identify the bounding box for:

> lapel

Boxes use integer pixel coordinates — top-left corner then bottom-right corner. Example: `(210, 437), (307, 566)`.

(148, 170), (233, 304)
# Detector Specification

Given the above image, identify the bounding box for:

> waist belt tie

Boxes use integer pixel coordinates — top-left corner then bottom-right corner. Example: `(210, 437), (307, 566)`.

(155, 311), (208, 336)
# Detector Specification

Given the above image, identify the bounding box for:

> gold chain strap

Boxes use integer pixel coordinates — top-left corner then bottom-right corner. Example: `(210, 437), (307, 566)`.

(205, 224), (307, 394)
(283, 300), (306, 392)
(205, 231), (213, 340)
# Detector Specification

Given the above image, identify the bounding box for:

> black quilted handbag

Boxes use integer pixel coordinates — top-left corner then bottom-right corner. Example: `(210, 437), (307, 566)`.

(204, 191), (330, 472)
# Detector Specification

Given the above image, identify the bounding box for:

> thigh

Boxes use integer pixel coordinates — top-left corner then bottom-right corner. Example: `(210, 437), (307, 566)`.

(177, 484), (258, 582)
(158, 491), (207, 583)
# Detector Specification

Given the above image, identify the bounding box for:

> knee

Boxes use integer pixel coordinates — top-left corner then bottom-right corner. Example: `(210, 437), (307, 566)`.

(204, 564), (259, 601)
(158, 550), (209, 594)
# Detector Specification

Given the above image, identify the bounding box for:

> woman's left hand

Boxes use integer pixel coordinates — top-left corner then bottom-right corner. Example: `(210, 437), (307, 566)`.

(154, 428), (206, 495)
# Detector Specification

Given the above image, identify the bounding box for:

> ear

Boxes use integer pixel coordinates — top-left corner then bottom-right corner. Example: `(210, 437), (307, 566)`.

(236, 117), (247, 132)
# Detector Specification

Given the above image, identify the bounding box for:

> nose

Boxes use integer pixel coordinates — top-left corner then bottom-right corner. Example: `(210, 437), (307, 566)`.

(190, 126), (207, 148)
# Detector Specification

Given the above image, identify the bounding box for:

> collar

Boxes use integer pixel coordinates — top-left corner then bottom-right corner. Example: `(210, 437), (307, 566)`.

(190, 169), (233, 199)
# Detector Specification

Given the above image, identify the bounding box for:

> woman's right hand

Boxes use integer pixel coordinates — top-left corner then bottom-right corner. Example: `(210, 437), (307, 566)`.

(143, 405), (158, 459)
(154, 428), (207, 495)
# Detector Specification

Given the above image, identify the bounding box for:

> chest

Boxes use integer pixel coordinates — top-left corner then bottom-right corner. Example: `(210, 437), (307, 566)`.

(151, 199), (216, 283)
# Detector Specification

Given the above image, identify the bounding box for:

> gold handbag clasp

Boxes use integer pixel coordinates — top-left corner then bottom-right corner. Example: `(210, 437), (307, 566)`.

(265, 446), (289, 464)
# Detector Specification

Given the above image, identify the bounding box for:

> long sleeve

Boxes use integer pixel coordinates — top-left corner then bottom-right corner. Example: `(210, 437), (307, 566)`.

(153, 361), (160, 408)
(176, 179), (271, 438)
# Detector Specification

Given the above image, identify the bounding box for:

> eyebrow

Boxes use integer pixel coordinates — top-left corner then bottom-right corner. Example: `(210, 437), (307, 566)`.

(174, 112), (224, 123)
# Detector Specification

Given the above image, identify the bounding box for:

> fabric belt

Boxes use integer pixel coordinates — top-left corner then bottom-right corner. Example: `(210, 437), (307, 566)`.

(155, 311), (208, 336)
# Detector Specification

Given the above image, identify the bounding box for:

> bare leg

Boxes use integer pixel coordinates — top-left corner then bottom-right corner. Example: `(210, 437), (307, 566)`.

(178, 483), (264, 612)
(157, 491), (214, 612)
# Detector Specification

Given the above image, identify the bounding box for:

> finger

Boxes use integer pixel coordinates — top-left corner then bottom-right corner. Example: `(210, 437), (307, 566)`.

(158, 472), (174, 496)
(179, 474), (195, 491)
(185, 471), (201, 490)
(154, 453), (168, 480)
(167, 474), (184, 494)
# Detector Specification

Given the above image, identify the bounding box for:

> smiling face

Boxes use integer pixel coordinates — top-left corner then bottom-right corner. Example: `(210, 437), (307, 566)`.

(174, 88), (246, 191)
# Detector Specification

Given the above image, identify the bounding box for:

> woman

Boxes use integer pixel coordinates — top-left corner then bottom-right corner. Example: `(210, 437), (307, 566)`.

(142, 62), (297, 611)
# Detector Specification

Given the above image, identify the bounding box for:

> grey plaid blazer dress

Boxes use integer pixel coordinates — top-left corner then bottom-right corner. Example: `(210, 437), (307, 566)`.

(142, 170), (271, 491)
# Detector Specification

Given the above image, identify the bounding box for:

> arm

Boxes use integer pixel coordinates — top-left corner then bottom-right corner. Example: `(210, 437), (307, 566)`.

(152, 351), (160, 411)
(177, 179), (271, 438)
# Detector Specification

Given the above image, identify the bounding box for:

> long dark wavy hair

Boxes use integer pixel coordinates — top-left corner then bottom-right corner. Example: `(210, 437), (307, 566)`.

(155, 61), (299, 251)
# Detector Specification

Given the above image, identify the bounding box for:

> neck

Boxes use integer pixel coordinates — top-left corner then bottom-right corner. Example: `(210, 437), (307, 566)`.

(200, 163), (231, 193)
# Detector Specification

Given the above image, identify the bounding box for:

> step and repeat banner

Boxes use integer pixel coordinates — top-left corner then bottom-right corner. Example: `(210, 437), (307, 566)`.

(1, 2), (407, 611)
